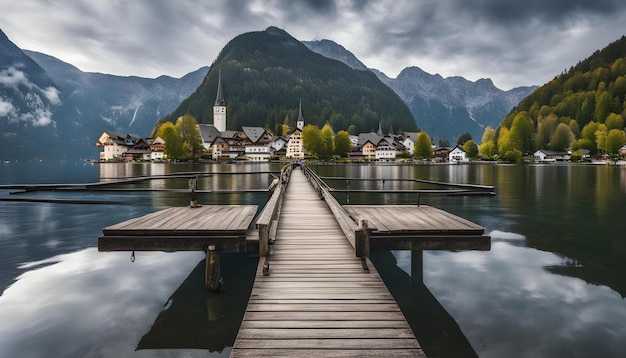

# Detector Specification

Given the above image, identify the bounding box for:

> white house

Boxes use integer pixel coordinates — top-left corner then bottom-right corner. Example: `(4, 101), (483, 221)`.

(403, 132), (419, 157)
(285, 101), (307, 159)
(449, 145), (468, 162)
(97, 131), (145, 161)
(534, 149), (571, 162)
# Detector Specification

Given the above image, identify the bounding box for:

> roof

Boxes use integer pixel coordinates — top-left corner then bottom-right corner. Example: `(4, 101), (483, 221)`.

(357, 133), (383, 147)
(403, 132), (419, 142)
(242, 126), (267, 143)
(534, 149), (570, 155)
(198, 124), (221, 144)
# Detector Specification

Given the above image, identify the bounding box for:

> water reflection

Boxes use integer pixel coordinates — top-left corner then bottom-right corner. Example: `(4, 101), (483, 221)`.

(390, 231), (626, 358)
(0, 248), (210, 358)
(137, 253), (257, 353)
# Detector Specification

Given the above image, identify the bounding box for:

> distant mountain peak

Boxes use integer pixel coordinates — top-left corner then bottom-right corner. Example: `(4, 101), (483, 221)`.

(303, 39), (367, 71)
(265, 26), (291, 38)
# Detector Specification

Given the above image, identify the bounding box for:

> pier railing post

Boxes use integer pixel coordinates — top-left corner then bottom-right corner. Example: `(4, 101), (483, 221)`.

(206, 245), (221, 291)
(356, 219), (370, 272)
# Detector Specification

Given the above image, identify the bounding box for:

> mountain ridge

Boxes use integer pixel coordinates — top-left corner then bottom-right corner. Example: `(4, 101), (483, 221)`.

(304, 39), (537, 143)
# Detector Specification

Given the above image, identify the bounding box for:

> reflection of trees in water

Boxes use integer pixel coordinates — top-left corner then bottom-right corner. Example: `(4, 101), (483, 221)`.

(137, 253), (258, 352)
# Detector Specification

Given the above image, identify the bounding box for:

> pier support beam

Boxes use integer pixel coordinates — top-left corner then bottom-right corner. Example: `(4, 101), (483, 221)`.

(411, 250), (424, 286)
(205, 245), (221, 291)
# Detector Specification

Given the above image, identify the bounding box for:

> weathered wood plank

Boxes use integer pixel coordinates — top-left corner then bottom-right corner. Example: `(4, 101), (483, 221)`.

(236, 328), (416, 339)
(232, 168), (421, 357)
(233, 338), (421, 350)
(230, 349), (425, 358)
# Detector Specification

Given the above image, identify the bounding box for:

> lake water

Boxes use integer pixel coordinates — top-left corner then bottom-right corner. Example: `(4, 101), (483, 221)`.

(0, 161), (625, 357)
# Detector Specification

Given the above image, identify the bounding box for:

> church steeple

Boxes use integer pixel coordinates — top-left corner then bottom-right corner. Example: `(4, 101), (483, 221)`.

(296, 99), (305, 130)
(214, 69), (225, 106)
(213, 69), (226, 132)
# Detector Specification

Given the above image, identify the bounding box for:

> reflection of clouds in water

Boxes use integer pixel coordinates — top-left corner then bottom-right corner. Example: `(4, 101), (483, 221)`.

(393, 241), (626, 357)
(0, 248), (210, 358)
(489, 230), (526, 241)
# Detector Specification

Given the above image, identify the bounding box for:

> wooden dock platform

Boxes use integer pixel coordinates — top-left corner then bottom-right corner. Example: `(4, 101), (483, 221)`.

(99, 205), (258, 252)
(230, 169), (425, 357)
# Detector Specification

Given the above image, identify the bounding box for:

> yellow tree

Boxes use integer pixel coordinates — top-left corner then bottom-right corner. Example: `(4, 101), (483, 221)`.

(414, 131), (433, 159)
(158, 122), (184, 160)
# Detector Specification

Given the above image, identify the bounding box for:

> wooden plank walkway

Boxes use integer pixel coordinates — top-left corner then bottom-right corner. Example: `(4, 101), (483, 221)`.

(231, 168), (425, 357)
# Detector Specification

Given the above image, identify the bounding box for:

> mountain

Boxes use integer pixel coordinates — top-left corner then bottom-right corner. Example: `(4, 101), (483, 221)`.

(303, 40), (368, 71)
(159, 27), (416, 135)
(0, 28), (208, 161)
(0, 29), (64, 160)
(304, 38), (536, 144)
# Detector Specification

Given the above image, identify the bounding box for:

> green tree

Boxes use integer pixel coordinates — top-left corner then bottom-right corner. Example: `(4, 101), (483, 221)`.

(595, 123), (609, 153)
(158, 122), (184, 160)
(606, 129), (626, 154)
(414, 131), (433, 159)
(479, 140), (497, 159)
(274, 122), (283, 136)
(569, 119), (581, 139)
(536, 114), (558, 149)
(605, 113), (624, 130)
(319, 123), (335, 159)
(549, 123), (574, 151)
(456, 132), (472, 145)
(463, 140), (479, 158)
(334, 130), (351, 157)
(509, 112), (536, 154)
(175, 114), (203, 159)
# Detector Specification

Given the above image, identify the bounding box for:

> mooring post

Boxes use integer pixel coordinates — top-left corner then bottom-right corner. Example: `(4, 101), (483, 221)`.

(205, 245), (221, 291)
(411, 250), (424, 286)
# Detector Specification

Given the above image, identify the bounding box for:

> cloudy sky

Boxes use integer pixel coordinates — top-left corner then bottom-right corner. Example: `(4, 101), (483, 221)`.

(2, 0), (626, 90)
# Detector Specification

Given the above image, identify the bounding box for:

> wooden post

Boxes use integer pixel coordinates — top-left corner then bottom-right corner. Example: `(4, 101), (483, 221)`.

(411, 250), (423, 286)
(356, 219), (370, 272)
(205, 245), (221, 291)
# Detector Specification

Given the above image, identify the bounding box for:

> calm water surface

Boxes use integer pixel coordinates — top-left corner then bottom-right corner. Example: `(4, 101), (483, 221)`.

(0, 161), (625, 357)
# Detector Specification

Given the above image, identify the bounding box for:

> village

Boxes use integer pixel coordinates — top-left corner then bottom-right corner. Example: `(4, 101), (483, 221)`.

(96, 72), (626, 165)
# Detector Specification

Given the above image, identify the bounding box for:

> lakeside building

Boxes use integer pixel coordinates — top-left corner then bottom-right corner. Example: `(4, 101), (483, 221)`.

(96, 131), (164, 161)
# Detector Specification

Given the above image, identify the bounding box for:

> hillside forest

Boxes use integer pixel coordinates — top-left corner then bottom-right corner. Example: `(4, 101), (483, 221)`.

(490, 36), (626, 162)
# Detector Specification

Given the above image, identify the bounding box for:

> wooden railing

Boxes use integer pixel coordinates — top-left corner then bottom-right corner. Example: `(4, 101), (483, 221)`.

(255, 163), (293, 275)
(301, 164), (371, 270)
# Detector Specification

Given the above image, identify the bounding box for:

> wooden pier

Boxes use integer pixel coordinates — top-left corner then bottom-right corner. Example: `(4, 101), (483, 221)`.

(230, 168), (425, 357)
(97, 164), (492, 356)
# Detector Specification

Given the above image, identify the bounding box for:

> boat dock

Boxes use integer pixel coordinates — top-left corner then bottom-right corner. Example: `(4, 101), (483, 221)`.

(97, 164), (491, 356)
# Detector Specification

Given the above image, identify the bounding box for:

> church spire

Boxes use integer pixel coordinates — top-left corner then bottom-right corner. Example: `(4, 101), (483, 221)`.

(213, 69), (227, 132)
(214, 69), (225, 106)
(296, 99), (305, 130)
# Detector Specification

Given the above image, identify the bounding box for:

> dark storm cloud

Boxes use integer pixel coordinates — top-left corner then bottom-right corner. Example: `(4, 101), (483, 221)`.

(2, 0), (626, 89)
